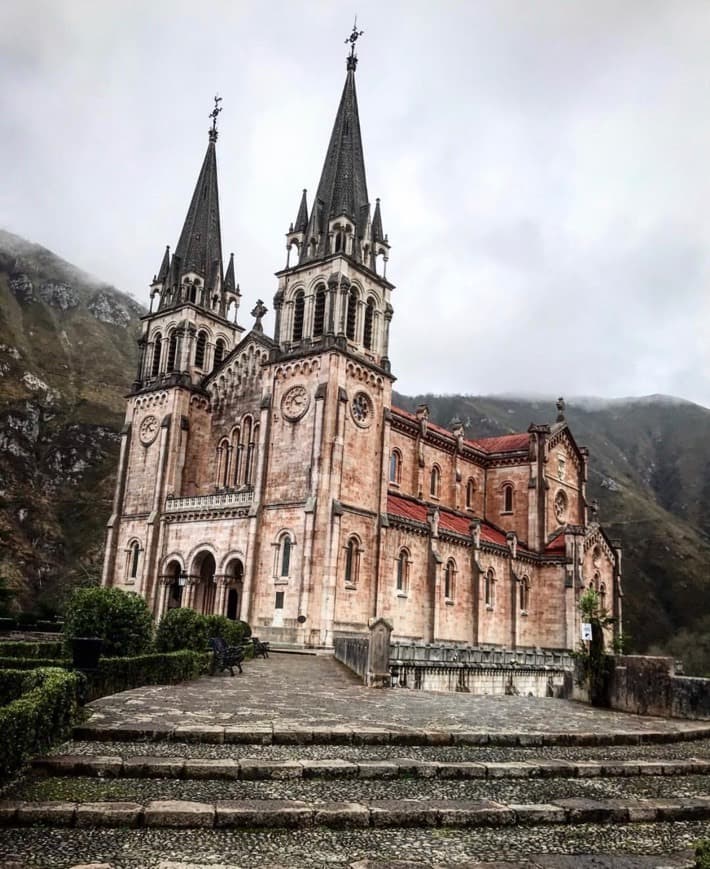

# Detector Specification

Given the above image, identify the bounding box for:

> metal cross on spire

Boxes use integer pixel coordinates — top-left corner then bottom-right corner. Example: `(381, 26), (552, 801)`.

(209, 95), (223, 141)
(345, 18), (364, 70)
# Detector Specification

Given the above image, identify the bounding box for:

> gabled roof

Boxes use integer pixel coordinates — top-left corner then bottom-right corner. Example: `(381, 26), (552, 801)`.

(386, 493), (512, 548)
(545, 529), (567, 554)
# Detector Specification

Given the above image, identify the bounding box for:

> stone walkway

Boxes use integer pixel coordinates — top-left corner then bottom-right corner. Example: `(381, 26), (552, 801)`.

(82, 653), (709, 738)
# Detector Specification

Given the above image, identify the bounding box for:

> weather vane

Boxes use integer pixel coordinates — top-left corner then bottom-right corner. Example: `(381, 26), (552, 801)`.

(209, 95), (223, 133)
(345, 18), (364, 66)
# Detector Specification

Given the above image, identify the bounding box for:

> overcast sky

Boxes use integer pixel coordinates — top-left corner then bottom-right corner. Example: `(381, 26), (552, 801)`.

(1, 1), (709, 407)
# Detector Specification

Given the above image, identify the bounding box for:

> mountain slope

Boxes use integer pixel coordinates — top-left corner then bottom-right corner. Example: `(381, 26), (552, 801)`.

(0, 229), (143, 609)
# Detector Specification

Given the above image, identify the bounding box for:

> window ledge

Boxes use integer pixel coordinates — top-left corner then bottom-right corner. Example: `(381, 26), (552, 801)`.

(520, 610), (528, 617)
(445, 598), (454, 606)
(344, 583), (357, 591)
(396, 591), (408, 599)
(125, 579), (136, 586)
(500, 510), (513, 516)
(485, 604), (494, 611)
(274, 578), (289, 586)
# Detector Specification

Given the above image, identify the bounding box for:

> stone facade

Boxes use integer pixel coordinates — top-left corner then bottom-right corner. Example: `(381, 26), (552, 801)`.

(102, 47), (622, 651)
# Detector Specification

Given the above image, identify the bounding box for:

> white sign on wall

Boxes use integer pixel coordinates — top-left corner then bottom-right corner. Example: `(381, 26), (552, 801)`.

(581, 622), (593, 642)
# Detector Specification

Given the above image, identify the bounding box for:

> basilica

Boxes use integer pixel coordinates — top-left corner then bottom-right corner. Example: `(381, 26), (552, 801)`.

(101, 35), (622, 650)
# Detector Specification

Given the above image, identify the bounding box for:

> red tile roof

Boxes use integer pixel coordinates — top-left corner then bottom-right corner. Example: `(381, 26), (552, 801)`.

(468, 433), (530, 453)
(386, 494), (509, 547)
(390, 406), (529, 455)
(545, 530), (566, 553)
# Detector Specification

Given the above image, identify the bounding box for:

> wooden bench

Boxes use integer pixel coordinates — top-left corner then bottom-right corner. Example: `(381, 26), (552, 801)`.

(208, 636), (244, 676)
(250, 636), (270, 659)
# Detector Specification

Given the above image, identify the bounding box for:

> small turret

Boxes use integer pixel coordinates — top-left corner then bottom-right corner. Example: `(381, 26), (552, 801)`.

(285, 190), (309, 267)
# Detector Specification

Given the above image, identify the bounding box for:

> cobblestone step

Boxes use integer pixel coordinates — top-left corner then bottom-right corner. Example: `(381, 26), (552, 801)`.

(0, 821), (705, 868)
(9, 771), (710, 806)
(32, 754), (710, 781)
(57, 736), (710, 763)
(72, 722), (710, 747)
(2, 795), (710, 828)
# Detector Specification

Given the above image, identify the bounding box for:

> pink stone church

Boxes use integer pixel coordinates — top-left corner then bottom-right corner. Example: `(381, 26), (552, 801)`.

(102, 37), (622, 650)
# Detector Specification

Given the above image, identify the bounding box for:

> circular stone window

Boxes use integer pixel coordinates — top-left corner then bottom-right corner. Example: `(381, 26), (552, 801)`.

(351, 391), (373, 427)
(281, 385), (310, 421)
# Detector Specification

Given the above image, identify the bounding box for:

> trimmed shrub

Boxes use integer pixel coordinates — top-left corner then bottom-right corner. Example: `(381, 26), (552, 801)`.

(85, 650), (208, 702)
(0, 667), (81, 783)
(239, 620), (252, 639)
(0, 641), (63, 660)
(203, 615), (247, 647)
(63, 588), (153, 657)
(0, 657), (68, 671)
(155, 608), (209, 652)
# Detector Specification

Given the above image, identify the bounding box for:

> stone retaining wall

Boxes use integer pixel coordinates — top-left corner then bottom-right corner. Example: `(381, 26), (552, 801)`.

(391, 642), (574, 671)
(606, 655), (710, 720)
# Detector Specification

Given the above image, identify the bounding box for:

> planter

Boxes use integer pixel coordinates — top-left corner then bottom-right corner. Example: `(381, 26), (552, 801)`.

(71, 637), (103, 671)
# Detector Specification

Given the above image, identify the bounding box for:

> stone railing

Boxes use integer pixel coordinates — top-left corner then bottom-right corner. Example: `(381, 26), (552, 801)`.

(334, 619), (393, 688)
(390, 642), (574, 672)
(164, 491), (254, 513)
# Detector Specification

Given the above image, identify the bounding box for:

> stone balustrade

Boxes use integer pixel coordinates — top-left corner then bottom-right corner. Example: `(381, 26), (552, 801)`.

(164, 491), (254, 513)
(390, 641), (574, 672)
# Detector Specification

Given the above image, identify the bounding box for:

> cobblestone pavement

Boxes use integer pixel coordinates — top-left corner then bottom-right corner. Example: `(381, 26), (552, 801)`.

(83, 654), (709, 736)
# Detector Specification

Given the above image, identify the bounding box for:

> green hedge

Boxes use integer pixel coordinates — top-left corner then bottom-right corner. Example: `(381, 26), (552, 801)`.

(64, 588), (153, 657)
(0, 641), (64, 660)
(0, 657), (69, 671)
(84, 650), (208, 702)
(155, 609), (250, 653)
(0, 668), (81, 783)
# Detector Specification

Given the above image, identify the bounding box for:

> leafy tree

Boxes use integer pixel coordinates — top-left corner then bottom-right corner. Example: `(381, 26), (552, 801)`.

(63, 587), (153, 657)
(577, 588), (615, 706)
(155, 608), (209, 652)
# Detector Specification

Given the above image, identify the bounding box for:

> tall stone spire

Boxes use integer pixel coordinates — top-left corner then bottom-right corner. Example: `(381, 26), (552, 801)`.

(299, 25), (370, 264)
(153, 96), (240, 317)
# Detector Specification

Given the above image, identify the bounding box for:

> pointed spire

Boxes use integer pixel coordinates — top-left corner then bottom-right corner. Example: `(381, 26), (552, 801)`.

(371, 199), (384, 243)
(301, 32), (369, 262)
(294, 189), (309, 233)
(172, 127), (223, 285)
(224, 252), (236, 292)
(156, 245), (170, 283)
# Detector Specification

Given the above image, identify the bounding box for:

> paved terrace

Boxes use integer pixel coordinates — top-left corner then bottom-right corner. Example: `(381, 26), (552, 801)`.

(82, 653), (710, 740)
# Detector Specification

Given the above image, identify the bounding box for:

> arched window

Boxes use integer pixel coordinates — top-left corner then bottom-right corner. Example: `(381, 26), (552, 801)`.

(213, 338), (225, 370)
(599, 582), (607, 611)
(292, 290), (305, 342)
(246, 422), (259, 486)
(344, 536), (360, 586)
(334, 231), (344, 253)
(519, 575), (530, 612)
(239, 416), (252, 487)
(229, 426), (240, 486)
(396, 548), (410, 593)
(484, 568), (496, 608)
(167, 330), (178, 372)
(274, 531), (294, 580)
(127, 541), (140, 580)
(430, 464), (441, 498)
(502, 484), (513, 513)
(217, 437), (230, 488)
(389, 449), (401, 484)
(313, 285), (326, 337)
(363, 297), (375, 350)
(151, 334), (162, 378)
(466, 478), (475, 509)
(346, 288), (358, 341)
(189, 283), (197, 303)
(444, 559), (456, 600)
(194, 330), (207, 369)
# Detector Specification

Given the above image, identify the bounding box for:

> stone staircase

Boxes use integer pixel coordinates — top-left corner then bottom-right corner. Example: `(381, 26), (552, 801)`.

(1, 721), (709, 868)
